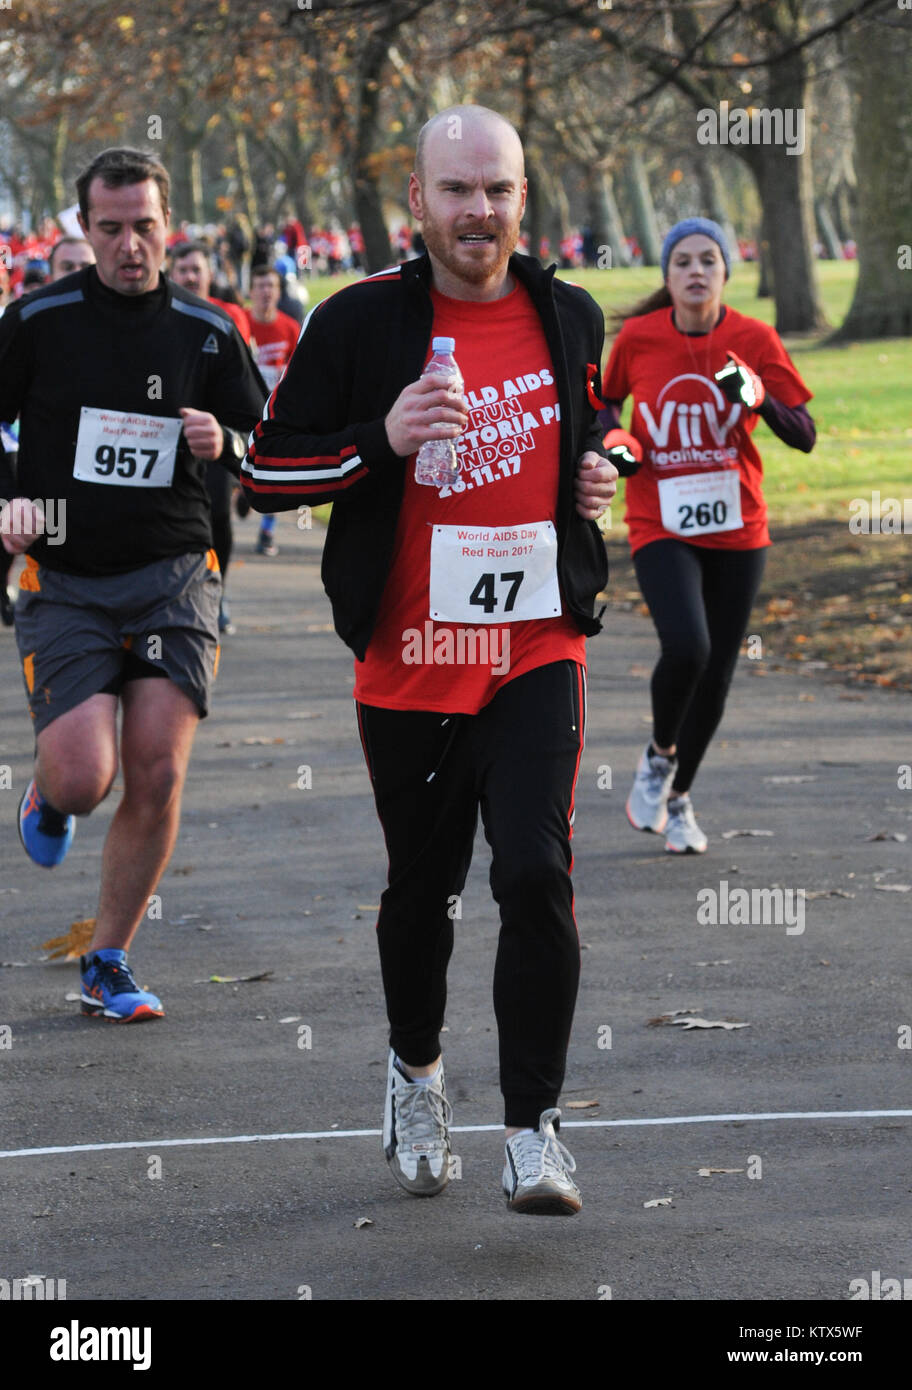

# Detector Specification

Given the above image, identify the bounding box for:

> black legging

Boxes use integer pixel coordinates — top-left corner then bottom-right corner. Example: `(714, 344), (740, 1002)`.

(634, 539), (767, 794)
(205, 459), (233, 582)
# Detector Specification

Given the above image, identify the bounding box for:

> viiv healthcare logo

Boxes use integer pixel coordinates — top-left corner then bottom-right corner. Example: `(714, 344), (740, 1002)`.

(637, 375), (741, 469)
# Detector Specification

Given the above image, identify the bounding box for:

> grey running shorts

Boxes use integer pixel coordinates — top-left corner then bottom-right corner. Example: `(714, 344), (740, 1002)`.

(14, 549), (221, 735)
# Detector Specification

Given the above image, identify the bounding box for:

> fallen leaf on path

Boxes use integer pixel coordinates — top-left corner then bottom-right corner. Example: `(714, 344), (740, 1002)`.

(874, 884), (911, 893)
(41, 919), (95, 960)
(650, 1010), (749, 1030)
(242, 736), (286, 745)
(804, 889), (855, 900)
(647, 1008), (701, 1026)
(357, 904), (381, 912)
(764, 775), (816, 784)
(721, 829), (774, 839)
(673, 1017), (749, 1031)
(643, 1197), (673, 1209)
(866, 831), (908, 842)
(279, 1016), (302, 1024)
(698, 1167), (744, 1177)
(64, 992), (81, 1002)
(202, 971), (274, 984)
(695, 960), (732, 967)
(566, 1099), (599, 1109)
(353, 1217), (374, 1229)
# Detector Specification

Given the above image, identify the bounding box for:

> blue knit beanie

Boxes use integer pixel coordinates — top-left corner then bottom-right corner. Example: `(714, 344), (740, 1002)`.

(661, 217), (731, 281)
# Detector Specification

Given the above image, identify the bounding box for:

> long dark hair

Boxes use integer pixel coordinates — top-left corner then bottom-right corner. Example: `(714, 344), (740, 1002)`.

(609, 284), (672, 333)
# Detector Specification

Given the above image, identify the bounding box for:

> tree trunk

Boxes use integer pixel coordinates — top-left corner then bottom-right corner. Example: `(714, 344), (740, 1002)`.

(51, 110), (68, 212)
(524, 160), (545, 261)
(542, 167), (572, 249)
(757, 201), (773, 298)
(695, 158), (740, 264)
(516, 42), (541, 257)
(833, 178), (854, 246)
(234, 127), (259, 229)
(753, 149), (824, 331)
(589, 167), (628, 267)
(189, 147), (204, 227)
(353, 40), (392, 273)
(623, 149), (661, 264)
(815, 197), (842, 260)
(833, 11), (912, 340)
(749, 39), (827, 334)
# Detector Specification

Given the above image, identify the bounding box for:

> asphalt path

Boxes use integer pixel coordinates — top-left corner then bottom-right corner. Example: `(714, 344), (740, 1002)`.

(1, 515), (910, 1309)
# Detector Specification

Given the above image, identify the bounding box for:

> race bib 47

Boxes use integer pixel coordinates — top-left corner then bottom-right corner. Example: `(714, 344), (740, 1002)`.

(429, 520), (561, 624)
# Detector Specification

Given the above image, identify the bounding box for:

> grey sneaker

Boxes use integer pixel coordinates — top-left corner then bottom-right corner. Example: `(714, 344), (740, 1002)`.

(664, 793), (708, 854)
(626, 743), (677, 833)
(503, 1108), (581, 1215)
(383, 1050), (452, 1196)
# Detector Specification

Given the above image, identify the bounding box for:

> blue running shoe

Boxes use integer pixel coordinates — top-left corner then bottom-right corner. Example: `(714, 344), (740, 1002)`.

(80, 950), (164, 1023)
(18, 779), (75, 867)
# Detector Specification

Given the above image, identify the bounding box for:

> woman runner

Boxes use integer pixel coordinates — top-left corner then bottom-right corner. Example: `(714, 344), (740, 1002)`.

(599, 217), (815, 852)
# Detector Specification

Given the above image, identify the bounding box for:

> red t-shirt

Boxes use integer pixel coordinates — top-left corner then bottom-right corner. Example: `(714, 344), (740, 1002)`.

(354, 281), (585, 713)
(210, 296), (251, 344)
(602, 305), (811, 554)
(248, 311), (301, 391)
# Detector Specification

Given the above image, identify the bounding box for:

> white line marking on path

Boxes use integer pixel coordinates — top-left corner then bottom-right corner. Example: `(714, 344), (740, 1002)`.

(1, 1109), (909, 1160)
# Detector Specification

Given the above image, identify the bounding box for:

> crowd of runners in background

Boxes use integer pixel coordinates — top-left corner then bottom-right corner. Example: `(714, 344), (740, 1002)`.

(0, 212), (860, 314)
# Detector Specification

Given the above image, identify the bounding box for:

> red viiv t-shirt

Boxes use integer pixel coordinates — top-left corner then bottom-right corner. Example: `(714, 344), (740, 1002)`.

(602, 305), (812, 554)
(354, 282), (584, 713)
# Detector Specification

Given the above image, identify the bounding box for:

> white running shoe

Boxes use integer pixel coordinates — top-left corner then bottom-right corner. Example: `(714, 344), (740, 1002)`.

(383, 1050), (452, 1196)
(664, 793), (708, 854)
(503, 1108), (581, 1215)
(626, 743), (677, 833)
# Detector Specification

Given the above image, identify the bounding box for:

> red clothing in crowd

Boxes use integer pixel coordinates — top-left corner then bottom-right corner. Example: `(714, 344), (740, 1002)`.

(247, 310), (301, 392)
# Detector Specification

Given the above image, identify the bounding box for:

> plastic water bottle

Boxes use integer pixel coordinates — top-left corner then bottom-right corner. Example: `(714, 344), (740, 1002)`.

(415, 337), (463, 487)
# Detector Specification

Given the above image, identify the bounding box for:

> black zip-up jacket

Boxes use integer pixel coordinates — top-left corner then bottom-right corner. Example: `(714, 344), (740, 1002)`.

(0, 267), (265, 577)
(242, 252), (609, 660)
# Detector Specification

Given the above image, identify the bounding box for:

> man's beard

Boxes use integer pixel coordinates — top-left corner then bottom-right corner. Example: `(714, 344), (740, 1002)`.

(419, 209), (519, 287)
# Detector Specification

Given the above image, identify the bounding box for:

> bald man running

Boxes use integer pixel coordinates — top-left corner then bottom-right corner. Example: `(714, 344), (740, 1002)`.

(243, 106), (617, 1215)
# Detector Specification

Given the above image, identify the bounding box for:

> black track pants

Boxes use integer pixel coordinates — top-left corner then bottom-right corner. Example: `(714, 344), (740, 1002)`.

(356, 659), (586, 1129)
(205, 459), (233, 582)
(634, 540), (767, 794)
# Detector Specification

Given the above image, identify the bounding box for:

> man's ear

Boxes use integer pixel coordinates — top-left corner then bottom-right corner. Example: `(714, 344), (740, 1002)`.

(77, 211), (88, 236)
(519, 177), (528, 218)
(407, 173), (423, 223)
